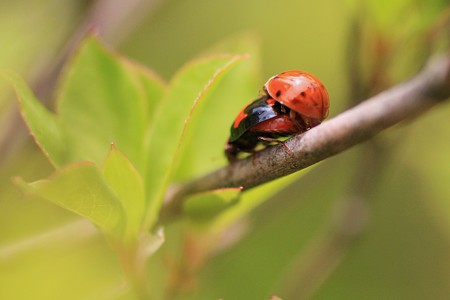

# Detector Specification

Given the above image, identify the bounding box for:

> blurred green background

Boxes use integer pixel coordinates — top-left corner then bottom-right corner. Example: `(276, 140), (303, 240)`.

(0, 0), (449, 299)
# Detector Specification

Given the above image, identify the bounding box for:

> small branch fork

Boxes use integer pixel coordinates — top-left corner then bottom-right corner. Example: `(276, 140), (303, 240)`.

(161, 54), (450, 221)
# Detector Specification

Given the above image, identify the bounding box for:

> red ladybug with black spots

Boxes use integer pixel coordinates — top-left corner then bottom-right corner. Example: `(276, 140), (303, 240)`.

(225, 70), (329, 162)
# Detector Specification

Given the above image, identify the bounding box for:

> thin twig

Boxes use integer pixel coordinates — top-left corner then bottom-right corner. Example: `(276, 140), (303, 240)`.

(161, 54), (450, 222)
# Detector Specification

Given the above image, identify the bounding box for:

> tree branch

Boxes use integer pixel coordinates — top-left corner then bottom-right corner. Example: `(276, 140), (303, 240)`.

(161, 54), (450, 222)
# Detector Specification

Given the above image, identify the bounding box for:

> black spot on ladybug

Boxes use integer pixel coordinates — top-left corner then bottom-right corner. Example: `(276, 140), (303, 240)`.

(300, 92), (306, 97)
(276, 90), (282, 97)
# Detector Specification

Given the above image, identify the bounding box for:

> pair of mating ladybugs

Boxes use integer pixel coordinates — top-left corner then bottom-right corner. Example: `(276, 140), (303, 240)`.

(225, 70), (329, 162)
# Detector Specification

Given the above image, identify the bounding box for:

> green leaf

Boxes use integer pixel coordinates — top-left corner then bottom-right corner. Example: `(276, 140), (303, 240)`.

(183, 188), (242, 225)
(56, 36), (166, 169)
(143, 54), (247, 228)
(8, 35), (166, 172)
(174, 33), (262, 180)
(103, 145), (145, 240)
(20, 163), (125, 235)
(123, 59), (167, 124)
(5, 72), (67, 167)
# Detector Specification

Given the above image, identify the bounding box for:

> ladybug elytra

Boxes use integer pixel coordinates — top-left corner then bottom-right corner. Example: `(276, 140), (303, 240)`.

(225, 70), (329, 162)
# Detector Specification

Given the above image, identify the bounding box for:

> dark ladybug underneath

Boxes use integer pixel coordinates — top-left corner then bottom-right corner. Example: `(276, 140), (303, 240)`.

(225, 95), (308, 162)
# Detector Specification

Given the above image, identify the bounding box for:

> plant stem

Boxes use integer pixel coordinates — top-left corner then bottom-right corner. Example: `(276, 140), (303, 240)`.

(116, 242), (151, 300)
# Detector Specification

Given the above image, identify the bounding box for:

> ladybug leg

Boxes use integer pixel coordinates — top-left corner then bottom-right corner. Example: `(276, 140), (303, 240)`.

(257, 136), (281, 144)
(224, 142), (239, 163)
(257, 137), (293, 155)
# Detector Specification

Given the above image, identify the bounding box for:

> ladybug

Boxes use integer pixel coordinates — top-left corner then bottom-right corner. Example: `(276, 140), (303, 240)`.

(264, 70), (329, 128)
(225, 70), (329, 162)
